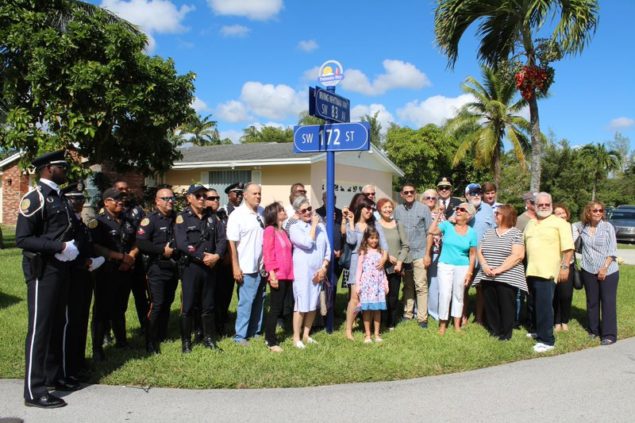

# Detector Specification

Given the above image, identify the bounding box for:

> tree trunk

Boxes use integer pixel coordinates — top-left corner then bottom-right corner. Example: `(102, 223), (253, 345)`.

(528, 95), (542, 192)
(493, 145), (501, 188)
(592, 177), (597, 201)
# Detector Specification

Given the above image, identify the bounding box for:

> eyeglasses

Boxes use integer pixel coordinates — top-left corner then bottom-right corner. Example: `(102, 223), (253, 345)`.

(424, 196), (437, 201)
(299, 206), (313, 214)
(402, 190), (415, 195)
(438, 187), (450, 191)
(536, 203), (551, 208)
(294, 189), (307, 195)
(206, 196), (220, 201)
(455, 207), (467, 213)
(256, 215), (264, 229)
(160, 196), (175, 202)
(591, 208), (604, 213)
(364, 192), (376, 197)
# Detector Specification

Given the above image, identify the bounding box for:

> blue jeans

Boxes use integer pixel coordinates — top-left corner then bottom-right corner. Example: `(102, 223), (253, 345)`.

(529, 277), (556, 346)
(234, 273), (265, 342)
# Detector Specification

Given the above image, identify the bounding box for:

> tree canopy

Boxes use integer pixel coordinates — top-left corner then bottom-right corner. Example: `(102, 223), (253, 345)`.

(0, 0), (196, 174)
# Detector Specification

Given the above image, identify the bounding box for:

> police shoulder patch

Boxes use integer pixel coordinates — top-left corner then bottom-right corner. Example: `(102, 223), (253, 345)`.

(20, 198), (31, 212)
(176, 215), (184, 224)
(88, 219), (98, 229)
(140, 217), (150, 227)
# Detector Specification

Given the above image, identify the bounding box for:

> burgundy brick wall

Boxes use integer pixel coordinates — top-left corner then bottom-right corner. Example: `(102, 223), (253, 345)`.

(2, 162), (31, 226)
(100, 164), (145, 198)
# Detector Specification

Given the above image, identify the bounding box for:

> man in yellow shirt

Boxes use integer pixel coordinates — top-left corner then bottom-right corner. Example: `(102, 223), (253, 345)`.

(524, 192), (574, 353)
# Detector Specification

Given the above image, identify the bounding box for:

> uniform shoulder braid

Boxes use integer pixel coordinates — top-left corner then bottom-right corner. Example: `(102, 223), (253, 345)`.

(18, 187), (45, 218)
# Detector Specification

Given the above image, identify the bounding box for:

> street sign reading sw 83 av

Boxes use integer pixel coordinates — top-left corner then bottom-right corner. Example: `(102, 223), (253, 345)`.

(293, 122), (371, 153)
(309, 87), (350, 123)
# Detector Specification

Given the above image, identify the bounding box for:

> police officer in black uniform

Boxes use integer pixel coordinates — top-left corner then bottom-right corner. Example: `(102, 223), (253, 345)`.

(61, 182), (103, 382)
(136, 187), (179, 354)
(17, 150), (80, 408)
(114, 180), (149, 333)
(175, 184), (227, 353)
(222, 182), (244, 216)
(90, 188), (139, 360)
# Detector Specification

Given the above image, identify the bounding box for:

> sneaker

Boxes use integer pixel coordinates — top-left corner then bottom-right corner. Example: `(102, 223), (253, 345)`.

(294, 340), (306, 349)
(600, 338), (615, 346)
(374, 336), (383, 343)
(304, 337), (318, 345)
(533, 342), (554, 353)
(363, 338), (372, 344)
(418, 321), (428, 329)
(234, 338), (250, 347)
(269, 345), (284, 353)
(526, 332), (537, 339)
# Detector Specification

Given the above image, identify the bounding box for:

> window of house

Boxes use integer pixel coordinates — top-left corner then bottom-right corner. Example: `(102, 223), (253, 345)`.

(208, 170), (251, 206)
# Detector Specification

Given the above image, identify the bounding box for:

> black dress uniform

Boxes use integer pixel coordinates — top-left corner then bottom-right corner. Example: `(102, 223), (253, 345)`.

(16, 151), (79, 406)
(136, 210), (179, 353)
(175, 205), (227, 352)
(61, 184), (95, 380)
(212, 208), (234, 336)
(90, 195), (137, 360)
(122, 201), (149, 331)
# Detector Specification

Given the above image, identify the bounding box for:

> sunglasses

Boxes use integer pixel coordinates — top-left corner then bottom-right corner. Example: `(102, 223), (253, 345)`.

(206, 196), (220, 201)
(256, 215), (264, 229)
(402, 190), (415, 195)
(536, 203), (551, 208)
(299, 206), (313, 214)
(591, 208), (604, 213)
(424, 196), (437, 200)
(294, 189), (307, 195)
(438, 187), (450, 191)
(160, 196), (175, 202)
(455, 207), (467, 213)
(193, 193), (206, 199)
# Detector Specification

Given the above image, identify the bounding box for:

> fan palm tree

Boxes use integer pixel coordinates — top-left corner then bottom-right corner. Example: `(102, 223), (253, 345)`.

(435, 0), (599, 192)
(48, 0), (141, 35)
(580, 143), (622, 201)
(184, 114), (220, 146)
(445, 66), (531, 187)
(361, 111), (383, 148)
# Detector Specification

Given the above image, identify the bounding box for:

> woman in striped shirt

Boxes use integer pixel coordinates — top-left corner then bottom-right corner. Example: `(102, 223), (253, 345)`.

(573, 202), (619, 346)
(474, 205), (526, 340)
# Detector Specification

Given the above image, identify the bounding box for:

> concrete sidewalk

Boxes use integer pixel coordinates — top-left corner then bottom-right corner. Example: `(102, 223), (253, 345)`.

(1, 337), (635, 422)
(617, 248), (635, 265)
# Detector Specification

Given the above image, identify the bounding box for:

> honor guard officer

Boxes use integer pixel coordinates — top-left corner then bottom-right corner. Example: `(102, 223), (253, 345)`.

(175, 184), (227, 353)
(90, 188), (139, 361)
(61, 182), (104, 384)
(222, 182), (244, 216)
(136, 187), (179, 354)
(114, 180), (149, 333)
(16, 150), (80, 408)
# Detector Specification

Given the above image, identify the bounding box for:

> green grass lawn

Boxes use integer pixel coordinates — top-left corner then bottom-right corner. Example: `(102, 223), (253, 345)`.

(1, 246), (633, 389)
(618, 243), (635, 250)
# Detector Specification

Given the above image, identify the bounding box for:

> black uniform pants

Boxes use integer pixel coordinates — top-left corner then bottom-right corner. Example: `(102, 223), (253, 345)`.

(23, 258), (70, 400)
(93, 265), (132, 345)
(181, 262), (215, 317)
(130, 257), (149, 328)
(147, 263), (178, 341)
(482, 280), (516, 340)
(214, 261), (234, 332)
(64, 267), (94, 377)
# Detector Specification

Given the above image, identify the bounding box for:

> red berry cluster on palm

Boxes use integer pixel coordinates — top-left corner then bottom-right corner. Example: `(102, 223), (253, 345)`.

(515, 65), (550, 100)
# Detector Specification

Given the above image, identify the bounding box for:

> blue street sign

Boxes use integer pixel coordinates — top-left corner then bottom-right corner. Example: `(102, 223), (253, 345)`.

(309, 87), (350, 123)
(293, 122), (371, 153)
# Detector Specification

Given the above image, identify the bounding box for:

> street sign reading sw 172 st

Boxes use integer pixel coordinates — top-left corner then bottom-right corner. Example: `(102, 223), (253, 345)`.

(309, 87), (350, 123)
(293, 122), (371, 153)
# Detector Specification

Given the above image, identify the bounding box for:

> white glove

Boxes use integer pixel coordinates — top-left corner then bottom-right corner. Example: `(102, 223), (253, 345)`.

(88, 256), (105, 272)
(54, 240), (79, 262)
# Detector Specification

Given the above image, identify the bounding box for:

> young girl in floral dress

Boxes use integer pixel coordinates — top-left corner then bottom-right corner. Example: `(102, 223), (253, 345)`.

(355, 227), (389, 343)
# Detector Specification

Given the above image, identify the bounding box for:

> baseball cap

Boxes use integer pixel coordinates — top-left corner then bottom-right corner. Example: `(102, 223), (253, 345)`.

(186, 184), (207, 195)
(465, 183), (482, 195)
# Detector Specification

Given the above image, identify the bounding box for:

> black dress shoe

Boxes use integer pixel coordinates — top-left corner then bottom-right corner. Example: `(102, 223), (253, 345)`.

(203, 338), (223, 352)
(25, 393), (67, 409)
(53, 377), (82, 391)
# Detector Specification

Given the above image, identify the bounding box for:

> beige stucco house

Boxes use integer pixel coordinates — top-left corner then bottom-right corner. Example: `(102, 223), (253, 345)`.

(158, 143), (404, 209)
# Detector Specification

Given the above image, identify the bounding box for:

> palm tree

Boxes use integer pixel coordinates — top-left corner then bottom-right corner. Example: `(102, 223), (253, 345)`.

(434, 0), (599, 192)
(361, 111), (383, 148)
(580, 143), (622, 201)
(184, 114), (220, 146)
(445, 66), (531, 187)
(48, 0), (141, 36)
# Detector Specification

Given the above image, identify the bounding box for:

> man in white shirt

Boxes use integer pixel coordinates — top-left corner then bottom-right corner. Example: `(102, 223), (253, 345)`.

(226, 182), (265, 345)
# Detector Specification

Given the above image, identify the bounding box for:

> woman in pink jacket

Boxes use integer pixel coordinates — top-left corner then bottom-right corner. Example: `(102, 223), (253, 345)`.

(262, 202), (294, 352)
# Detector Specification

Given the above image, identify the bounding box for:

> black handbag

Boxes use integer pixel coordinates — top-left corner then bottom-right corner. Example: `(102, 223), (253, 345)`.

(571, 262), (583, 290)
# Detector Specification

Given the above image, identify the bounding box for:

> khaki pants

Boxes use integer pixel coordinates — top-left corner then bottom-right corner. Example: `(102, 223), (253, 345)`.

(402, 258), (428, 323)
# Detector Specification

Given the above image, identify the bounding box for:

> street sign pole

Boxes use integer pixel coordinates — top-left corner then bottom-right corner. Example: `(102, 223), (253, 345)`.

(325, 86), (336, 334)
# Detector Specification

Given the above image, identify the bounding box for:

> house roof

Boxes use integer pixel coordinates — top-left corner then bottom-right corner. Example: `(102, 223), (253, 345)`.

(0, 152), (22, 169)
(174, 143), (404, 176)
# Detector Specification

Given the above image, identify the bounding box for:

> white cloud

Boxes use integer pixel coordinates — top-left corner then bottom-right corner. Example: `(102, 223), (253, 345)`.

(239, 82), (305, 120)
(608, 117), (635, 131)
(302, 66), (320, 84)
(220, 24), (250, 37)
(216, 100), (250, 123)
(341, 59), (430, 96)
(207, 0), (283, 20)
(101, 1), (194, 33)
(351, 104), (395, 135)
(298, 39), (318, 52)
(191, 97), (210, 113)
(397, 94), (474, 127)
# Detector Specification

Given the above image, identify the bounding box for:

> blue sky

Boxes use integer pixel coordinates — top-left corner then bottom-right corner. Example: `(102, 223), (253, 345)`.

(93, 0), (634, 149)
